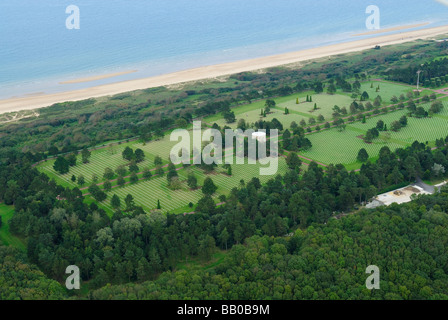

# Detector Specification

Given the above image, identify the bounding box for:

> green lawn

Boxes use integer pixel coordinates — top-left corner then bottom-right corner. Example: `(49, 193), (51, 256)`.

(98, 168), (204, 214)
(37, 134), (288, 214)
(0, 204), (25, 250)
(205, 81), (421, 130)
(38, 135), (183, 188)
(204, 91), (316, 126)
(433, 55), (448, 62)
(300, 97), (448, 169)
(358, 81), (414, 104)
(300, 125), (404, 167)
(211, 107), (309, 129)
(175, 250), (228, 272)
(278, 93), (354, 121)
(95, 157), (288, 214)
(208, 93), (356, 129)
(432, 97), (448, 118)
(423, 177), (448, 186)
(350, 104), (448, 145)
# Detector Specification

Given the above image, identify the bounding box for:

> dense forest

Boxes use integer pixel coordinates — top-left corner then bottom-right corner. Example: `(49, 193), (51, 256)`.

(0, 246), (67, 300)
(386, 57), (448, 87)
(90, 191), (448, 300)
(1, 39), (448, 299)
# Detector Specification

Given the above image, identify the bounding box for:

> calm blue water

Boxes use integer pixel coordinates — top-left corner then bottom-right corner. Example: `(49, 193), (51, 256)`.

(1, 0), (448, 99)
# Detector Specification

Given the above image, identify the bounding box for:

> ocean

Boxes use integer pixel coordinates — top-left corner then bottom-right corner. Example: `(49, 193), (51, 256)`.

(1, 0), (448, 99)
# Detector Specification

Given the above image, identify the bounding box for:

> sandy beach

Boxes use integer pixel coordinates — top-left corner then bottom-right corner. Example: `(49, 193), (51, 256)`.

(2, 24), (448, 114)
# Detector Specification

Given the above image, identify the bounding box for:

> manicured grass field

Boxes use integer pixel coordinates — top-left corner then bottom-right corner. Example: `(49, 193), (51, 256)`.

(0, 204), (25, 250)
(300, 125), (404, 167)
(205, 80), (420, 130)
(432, 97), (448, 118)
(358, 81), (414, 104)
(211, 107), (308, 129)
(37, 133), (289, 214)
(83, 157), (288, 214)
(301, 97), (448, 168)
(278, 93), (353, 121)
(38, 135), (183, 188)
(204, 91), (319, 127)
(209, 93), (356, 129)
(100, 169), (204, 213)
(188, 157), (289, 196)
(350, 104), (448, 145)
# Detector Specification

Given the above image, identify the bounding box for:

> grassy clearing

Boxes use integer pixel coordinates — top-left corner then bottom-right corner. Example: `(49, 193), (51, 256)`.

(37, 133), (288, 214)
(358, 81), (433, 104)
(212, 107), (309, 129)
(433, 97), (448, 118)
(101, 169), (204, 214)
(0, 204), (25, 250)
(433, 55), (448, 62)
(423, 177), (448, 186)
(204, 91), (315, 125)
(38, 135), (182, 188)
(98, 157), (288, 214)
(209, 93), (357, 129)
(279, 93), (353, 121)
(205, 81), (420, 131)
(300, 126), (404, 167)
(175, 250), (228, 272)
(350, 107), (448, 145)
(358, 81), (413, 103)
(301, 97), (448, 169)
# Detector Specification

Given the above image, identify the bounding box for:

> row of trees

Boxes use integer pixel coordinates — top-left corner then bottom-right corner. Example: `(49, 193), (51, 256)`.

(53, 148), (91, 174)
(122, 147), (145, 163)
(386, 55), (448, 86)
(282, 127), (312, 152)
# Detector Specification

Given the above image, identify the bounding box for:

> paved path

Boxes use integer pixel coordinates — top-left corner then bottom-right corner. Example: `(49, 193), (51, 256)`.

(415, 176), (435, 194)
(434, 87), (448, 96)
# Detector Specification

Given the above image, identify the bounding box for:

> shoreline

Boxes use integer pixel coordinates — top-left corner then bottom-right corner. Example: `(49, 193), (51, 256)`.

(59, 70), (138, 84)
(2, 24), (448, 115)
(351, 22), (429, 37)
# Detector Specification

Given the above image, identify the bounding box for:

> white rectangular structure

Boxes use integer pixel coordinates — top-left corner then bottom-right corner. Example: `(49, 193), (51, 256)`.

(252, 131), (266, 143)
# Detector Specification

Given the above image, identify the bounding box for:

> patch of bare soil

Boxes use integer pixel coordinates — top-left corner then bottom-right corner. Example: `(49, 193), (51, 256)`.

(404, 186), (420, 193)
